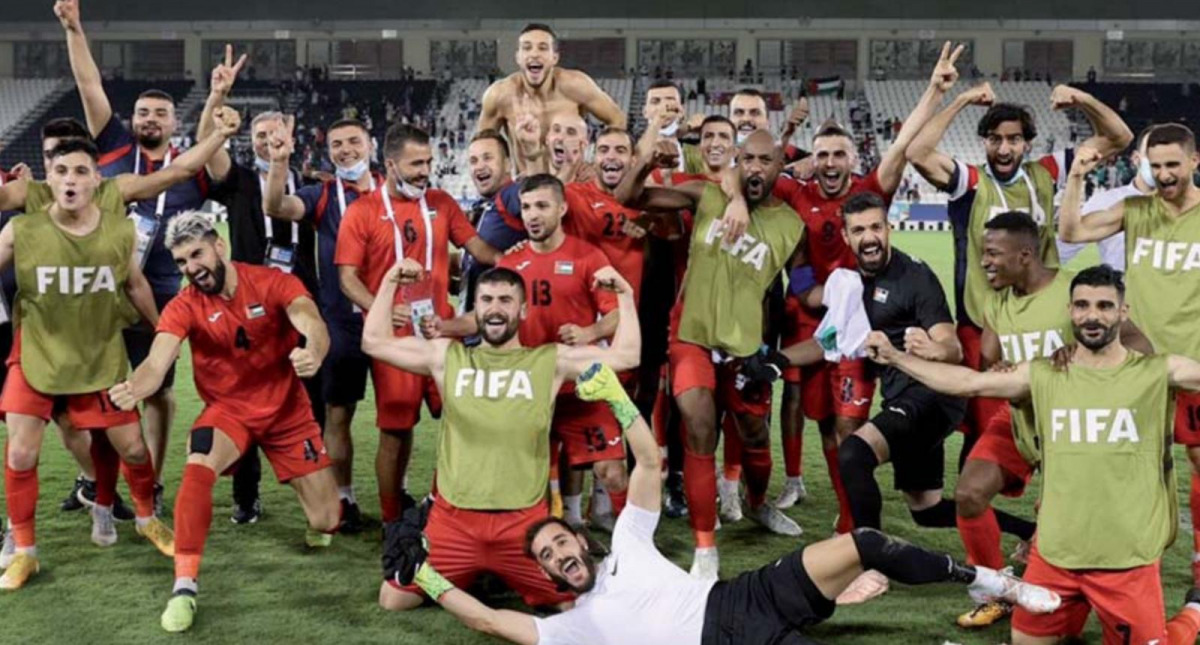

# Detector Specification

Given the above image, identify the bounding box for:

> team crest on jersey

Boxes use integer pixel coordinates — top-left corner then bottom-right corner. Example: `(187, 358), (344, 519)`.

(873, 288), (889, 303)
(246, 304), (266, 319)
(554, 261), (574, 275)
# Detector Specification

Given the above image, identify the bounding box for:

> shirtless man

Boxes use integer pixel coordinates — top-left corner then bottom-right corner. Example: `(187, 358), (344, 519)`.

(478, 23), (626, 174)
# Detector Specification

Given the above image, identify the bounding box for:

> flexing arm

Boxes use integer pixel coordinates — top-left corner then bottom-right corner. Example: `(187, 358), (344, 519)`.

(197, 45), (248, 182)
(263, 115), (307, 221)
(285, 295), (329, 378)
(117, 106), (241, 202)
(867, 331), (1031, 399)
(56, 0), (111, 137)
(1053, 85), (1134, 159)
(125, 241), (158, 326)
(902, 322), (963, 364)
(1169, 355), (1200, 392)
(108, 333), (183, 410)
(615, 143), (703, 212)
(1058, 146), (1126, 243)
(556, 268), (641, 380)
(360, 260), (445, 376)
(905, 83), (995, 190)
(0, 179), (29, 213)
(337, 265), (375, 311)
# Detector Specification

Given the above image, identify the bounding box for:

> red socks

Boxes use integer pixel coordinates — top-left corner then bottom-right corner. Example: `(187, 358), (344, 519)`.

(823, 444), (854, 534)
(174, 463), (217, 580)
(608, 487), (627, 517)
(121, 458), (158, 519)
(379, 494), (401, 524)
(1191, 472), (1200, 585)
(783, 431), (803, 478)
(742, 447), (772, 508)
(90, 431), (119, 508)
(721, 415), (742, 482)
(683, 447), (717, 544)
(1168, 607), (1200, 645)
(957, 507), (1004, 569)
(4, 445), (38, 549)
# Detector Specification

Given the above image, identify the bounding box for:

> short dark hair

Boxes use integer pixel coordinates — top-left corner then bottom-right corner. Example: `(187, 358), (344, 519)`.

(476, 267), (527, 302)
(977, 103), (1037, 141)
(519, 173), (565, 201)
(733, 87), (764, 100)
(1146, 123), (1196, 153)
(647, 80), (682, 99)
(136, 89), (176, 105)
(1071, 264), (1126, 300)
(841, 191), (887, 219)
(47, 138), (100, 164)
(326, 118), (370, 137)
(523, 516), (577, 560)
(470, 129), (510, 159)
(520, 23), (558, 49)
(383, 123), (430, 159)
(984, 210), (1040, 249)
(700, 115), (735, 136)
(813, 120), (854, 143)
(596, 126), (633, 148)
(41, 117), (90, 143)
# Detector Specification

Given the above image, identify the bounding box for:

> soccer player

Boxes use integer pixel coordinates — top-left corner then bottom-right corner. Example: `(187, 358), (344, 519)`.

(867, 265), (1200, 644)
(636, 80), (709, 174)
(366, 258), (640, 612)
(460, 130), (519, 311)
(335, 123), (501, 524)
(429, 174), (631, 531)
(1059, 124), (1200, 587)
(951, 211), (1148, 626)
(616, 131), (805, 579)
(728, 88), (808, 165)
(261, 116), (384, 532)
(904, 80), (1132, 444)
(0, 139), (175, 591)
(384, 363), (1060, 645)
(58, 0), (220, 505)
(772, 43), (969, 523)
(107, 213), (340, 632)
(478, 23), (626, 174)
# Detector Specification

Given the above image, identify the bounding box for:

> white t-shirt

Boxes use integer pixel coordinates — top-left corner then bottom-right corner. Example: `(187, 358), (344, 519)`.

(1056, 183), (1140, 271)
(534, 506), (717, 645)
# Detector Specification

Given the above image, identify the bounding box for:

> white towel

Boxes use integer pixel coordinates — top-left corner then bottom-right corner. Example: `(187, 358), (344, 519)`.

(815, 269), (872, 361)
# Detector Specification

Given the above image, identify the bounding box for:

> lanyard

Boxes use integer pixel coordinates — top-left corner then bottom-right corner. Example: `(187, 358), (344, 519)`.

(336, 175), (377, 217)
(985, 165), (1044, 223)
(380, 188), (434, 272)
(133, 148), (173, 218)
(259, 171), (299, 243)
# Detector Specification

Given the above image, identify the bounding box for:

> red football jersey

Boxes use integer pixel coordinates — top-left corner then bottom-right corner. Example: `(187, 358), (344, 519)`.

(773, 170), (894, 283)
(334, 187), (478, 335)
(563, 181), (645, 302)
(497, 236), (618, 348)
(157, 263), (310, 424)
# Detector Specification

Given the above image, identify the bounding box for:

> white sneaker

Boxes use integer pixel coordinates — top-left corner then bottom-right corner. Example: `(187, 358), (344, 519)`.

(690, 547), (719, 580)
(717, 478), (743, 523)
(0, 521), (14, 569)
(91, 505), (118, 547)
(774, 477), (808, 509)
(969, 566), (1061, 614)
(748, 502), (803, 537)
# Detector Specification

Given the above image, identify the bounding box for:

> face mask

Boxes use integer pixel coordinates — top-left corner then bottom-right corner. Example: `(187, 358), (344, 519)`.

(254, 157), (272, 174)
(737, 131), (750, 145)
(1138, 157), (1156, 188)
(397, 178), (426, 200)
(337, 158), (369, 181)
(658, 120), (680, 138)
(987, 161), (1026, 186)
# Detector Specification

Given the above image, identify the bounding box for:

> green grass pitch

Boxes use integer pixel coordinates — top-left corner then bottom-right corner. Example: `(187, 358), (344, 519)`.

(0, 232), (1191, 644)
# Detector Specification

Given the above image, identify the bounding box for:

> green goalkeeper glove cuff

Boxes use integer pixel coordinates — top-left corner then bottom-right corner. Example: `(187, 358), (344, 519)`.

(576, 363), (639, 430)
(414, 560), (456, 601)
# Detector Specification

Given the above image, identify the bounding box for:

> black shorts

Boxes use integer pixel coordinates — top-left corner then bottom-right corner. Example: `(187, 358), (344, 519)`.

(871, 388), (963, 493)
(700, 547), (835, 645)
(323, 319), (370, 406)
(124, 290), (177, 393)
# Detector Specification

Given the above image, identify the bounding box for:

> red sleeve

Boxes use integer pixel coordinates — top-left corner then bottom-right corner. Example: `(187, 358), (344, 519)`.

(773, 175), (800, 202)
(563, 186), (598, 239)
(443, 196), (478, 248)
(586, 249), (619, 315)
(965, 165), (980, 192)
(269, 269), (312, 312)
(1037, 153), (1060, 181)
(156, 295), (194, 339)
(861, 170), (895, 204)
(334, 200), (370, 267)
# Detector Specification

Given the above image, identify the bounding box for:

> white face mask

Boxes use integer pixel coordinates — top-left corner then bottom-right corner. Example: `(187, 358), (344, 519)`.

(658, 120), (680, 138)
(337, 158), (369, 181)
(736, 131), (750, 145)
(397, 178), (426, 200)
(254, 157), (272, 174)
(1138, 157), (1156, 188)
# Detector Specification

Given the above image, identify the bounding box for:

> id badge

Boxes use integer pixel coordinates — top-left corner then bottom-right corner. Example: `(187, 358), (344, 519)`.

(266, 243), (296, 274)
(132, 214), (160, 270)
(402, 279), (435, 327)
(410, 299), (435, 323)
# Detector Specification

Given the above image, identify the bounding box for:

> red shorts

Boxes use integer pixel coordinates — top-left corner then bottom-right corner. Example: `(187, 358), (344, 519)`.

(553, 395), (626, 467)
(800, 358), (875, 421)
(966, 406), (1034, 496)
(1013, 544), (1167, 644)
(194, 402), (330, 483)
(781, 295), (818, 384)
(370, 360), (442, 430)
(389, 496), (573, 607)
(1174, 390), (1200, 447)
(668, 339), (771, 417)
(956, 323), (1007, 435)
(0, 361), (139, 430)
